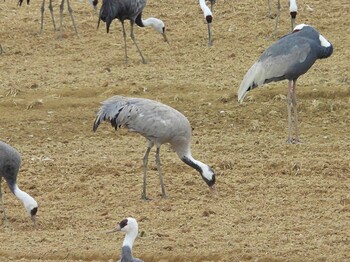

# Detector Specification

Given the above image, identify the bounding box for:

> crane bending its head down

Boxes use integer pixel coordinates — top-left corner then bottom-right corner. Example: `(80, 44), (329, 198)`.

(0, 141), (38, 226)
(97, 0), (168, 64)
(237, 24), (333, 143)
(199, 0), (213, 46)
(93, 96), (217, 200)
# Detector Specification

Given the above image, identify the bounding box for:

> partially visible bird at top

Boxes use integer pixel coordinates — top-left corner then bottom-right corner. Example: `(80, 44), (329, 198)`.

(199, 0), (213, 46)
(96, 0), (168, 64)
(107, 217), (143, 262)
(17, 0), (96, 39)
(237, 24), (333, 143)
(209, 0), (216, 12)
(93, 96), (217, 200)
(268, 0), (298, 34)
(0, 141), (38, 226)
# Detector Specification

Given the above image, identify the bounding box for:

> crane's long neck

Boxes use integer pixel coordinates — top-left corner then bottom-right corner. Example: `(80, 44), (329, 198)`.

(180, 153), (214, 186)
(12, 184), (34, 207)
(121, 246), (134, 262)
(122, 229), (138, 250)
(135, 12), (157, 28)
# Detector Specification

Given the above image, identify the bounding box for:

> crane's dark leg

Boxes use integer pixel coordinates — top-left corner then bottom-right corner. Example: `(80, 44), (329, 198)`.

(286, 80), (293, 143)
(59, 0), (65, 39)
(0, 178), (9, 226)
(129, 20), (147, 64)
(66, 0), (78, 35)
(121, 21), (128, 64)
(274, 0), (281, 35)
(268, 0), (272, 17)
(141, 142), (153, 200)
(207, 22), (213, 46)
(155, 147), (167, 198)
(292, 80), (300, 143)
(48, 0), (56, 32)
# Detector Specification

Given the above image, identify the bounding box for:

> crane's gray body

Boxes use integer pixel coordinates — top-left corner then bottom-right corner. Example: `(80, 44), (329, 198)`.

(99, 0), (146, 32)
(238, 25), (333, 101)
(94, 96), (192, 157)
(0, 141), (21, 193)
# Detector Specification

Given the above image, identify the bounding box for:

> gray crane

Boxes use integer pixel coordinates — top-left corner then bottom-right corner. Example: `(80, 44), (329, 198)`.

(0, 141), (38, 226)
(199, 0), (213, 46)
(268, 0), (298, 34)
(96, 0), (168, 64)
(17, 0), (96, 39)
(237, 24), (333, 143)
(107, 217), (143, 262)
(93, 96), (217, 200)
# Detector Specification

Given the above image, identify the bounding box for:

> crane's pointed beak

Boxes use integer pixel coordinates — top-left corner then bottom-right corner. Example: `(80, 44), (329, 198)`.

(209, 184), (218, 197)
(106, 224), (121, 234)
(208, 23), (213, 47)
(162, 33), (169, 44)
(291, 17), (296, 32)
(31, 215), (37, 228)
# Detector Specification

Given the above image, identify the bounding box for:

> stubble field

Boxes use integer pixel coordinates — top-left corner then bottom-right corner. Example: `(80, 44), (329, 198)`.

(0, 0), (349, 261)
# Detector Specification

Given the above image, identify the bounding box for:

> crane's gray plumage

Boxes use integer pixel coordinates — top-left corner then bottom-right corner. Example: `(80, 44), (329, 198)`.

(0, 141), (38, 226)
(97, 0), (168, 64)
(238, 24), (333, 143)
(107, 217), (143, 262)
(93, 96), (216, 200)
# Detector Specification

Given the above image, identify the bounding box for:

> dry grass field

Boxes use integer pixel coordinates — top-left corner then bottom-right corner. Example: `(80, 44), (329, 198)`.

(1, 0), (349, 261)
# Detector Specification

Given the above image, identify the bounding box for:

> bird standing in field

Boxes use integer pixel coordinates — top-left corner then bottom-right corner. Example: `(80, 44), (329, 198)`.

(17, 0), (95, 39)
(93, 96), (216, 200)
(199, 0), (213, 46)
(237, 24), (333, 143)
(0, 141), (38, 226)
(268, 0), (298, 34)
(97, 0), (168, 64)
(107, 217), (143, 262)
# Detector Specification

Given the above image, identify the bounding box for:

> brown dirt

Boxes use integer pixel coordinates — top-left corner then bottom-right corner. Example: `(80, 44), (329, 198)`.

(1, 0), (350, 261)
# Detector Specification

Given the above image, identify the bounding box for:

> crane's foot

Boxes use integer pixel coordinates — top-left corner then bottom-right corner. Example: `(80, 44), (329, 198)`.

(286, 138), (302, 144)
(141, 193), (151, 201)
(268, 13), (277, 19)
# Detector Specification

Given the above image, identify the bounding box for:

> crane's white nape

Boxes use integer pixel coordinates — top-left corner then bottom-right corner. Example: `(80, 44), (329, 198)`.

(13, 185), (38, 216)
(199, 0), (212, 17)
(289, 0), (298, 12)
(319, 34), (331, 48)
(199, 0), (213, 46)
(293, 23), (308, 31)
(142, 18), (168, 42)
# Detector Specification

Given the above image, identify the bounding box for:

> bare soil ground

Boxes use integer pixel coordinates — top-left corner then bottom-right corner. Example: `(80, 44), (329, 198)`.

(1, 0), (350, 261)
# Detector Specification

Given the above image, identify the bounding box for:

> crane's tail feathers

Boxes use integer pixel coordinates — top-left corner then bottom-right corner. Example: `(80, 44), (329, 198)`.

(93, 96), (129, 132)
(237, 62), (265, 103)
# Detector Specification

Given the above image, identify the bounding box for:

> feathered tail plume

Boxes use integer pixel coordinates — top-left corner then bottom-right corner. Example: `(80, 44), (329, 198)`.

(237, 62), (265, 103)
(93, 96), (130, 132)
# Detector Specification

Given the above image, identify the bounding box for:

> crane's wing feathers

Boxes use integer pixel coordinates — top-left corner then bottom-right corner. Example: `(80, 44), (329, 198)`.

(93, 96), (190, 144)
(238, 38), (311, 102)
